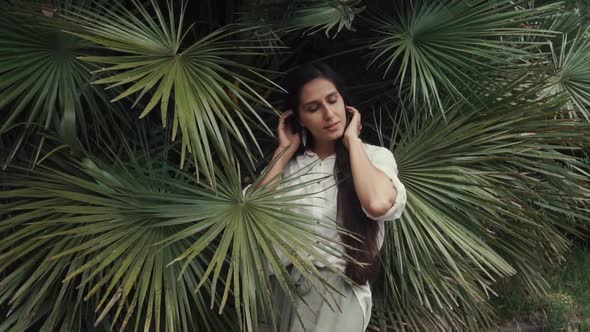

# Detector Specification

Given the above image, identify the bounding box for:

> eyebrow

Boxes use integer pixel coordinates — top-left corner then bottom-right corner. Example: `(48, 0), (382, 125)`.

(301, 91), (338, 108)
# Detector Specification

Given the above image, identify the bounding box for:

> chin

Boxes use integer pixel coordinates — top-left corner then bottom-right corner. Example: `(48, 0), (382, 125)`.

(316, 128), (344, 143)
(328, 131), (344, 141)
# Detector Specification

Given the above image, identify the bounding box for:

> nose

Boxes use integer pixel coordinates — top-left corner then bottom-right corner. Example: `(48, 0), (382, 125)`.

(321, 102), (336, 120)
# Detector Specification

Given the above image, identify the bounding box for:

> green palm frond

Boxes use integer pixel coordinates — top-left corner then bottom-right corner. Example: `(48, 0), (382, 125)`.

(0, 2), (107, 167)
(370, 88), (590, 331)
(542, 26), (590, 120)
(241, 0), (365, 38)
(366, 0), (559, 112)
(521, 10), (590, 120)
(61, 0), (283, 184)
(3, 1), (590, 331)
(159, 156), (355, 331)
(0, 157), (228, 331)
(0, 141), (349, 331)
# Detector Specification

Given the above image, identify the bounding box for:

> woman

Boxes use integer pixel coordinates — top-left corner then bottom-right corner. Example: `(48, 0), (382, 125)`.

(257, 62), (407, 332)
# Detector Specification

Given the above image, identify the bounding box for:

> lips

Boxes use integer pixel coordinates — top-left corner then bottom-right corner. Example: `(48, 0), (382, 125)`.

(324, 122), (340, 130)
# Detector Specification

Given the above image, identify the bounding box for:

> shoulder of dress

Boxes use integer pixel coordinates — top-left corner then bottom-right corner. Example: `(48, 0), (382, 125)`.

(362, 142), (389, 154)
(283, 157), (295, 169)
(362, 143), (397, 165)
(362, 142), (376, 151)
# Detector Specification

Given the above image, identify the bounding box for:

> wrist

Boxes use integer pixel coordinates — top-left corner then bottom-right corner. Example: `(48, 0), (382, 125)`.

(275, 144), (297, 157)
(344, 135), (362, 149)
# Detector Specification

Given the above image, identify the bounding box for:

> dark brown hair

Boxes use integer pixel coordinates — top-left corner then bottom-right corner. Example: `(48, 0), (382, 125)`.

(282, 61), (380, 284)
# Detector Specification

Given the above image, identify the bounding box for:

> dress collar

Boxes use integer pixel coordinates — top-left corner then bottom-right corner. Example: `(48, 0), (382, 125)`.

(303, 149), (336, 160)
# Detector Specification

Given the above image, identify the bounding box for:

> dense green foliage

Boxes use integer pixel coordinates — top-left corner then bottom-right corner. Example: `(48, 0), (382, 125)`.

(1, 0), (590, 331)
(495, 246), (590, 330)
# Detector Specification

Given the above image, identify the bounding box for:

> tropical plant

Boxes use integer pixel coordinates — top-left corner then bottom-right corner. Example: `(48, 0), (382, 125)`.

(366, 0), (559, 111)
(370, 87), (590, 331)
(0, 131), (347, 331)
(0, 1), (110, 166)
(1, 0), (590, 331)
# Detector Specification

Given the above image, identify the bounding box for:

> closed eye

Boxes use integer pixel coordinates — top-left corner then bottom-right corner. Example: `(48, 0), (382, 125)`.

(327, 92), (339, 104)
(307, 104), (320, 112)
(304, 92), (339, 112)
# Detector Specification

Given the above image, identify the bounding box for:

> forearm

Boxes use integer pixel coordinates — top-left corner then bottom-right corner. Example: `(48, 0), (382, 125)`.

(256, 145), (296, 190)
(348, 138), (397, 217)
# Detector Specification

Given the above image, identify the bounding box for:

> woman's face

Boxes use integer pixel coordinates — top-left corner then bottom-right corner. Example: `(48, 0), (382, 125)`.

(297, 78), (346, 145)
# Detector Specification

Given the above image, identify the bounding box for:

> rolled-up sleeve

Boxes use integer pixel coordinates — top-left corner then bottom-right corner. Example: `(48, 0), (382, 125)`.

(362, 146), (407, 222)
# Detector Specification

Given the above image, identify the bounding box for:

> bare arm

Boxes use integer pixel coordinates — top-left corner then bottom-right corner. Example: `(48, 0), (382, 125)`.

(343, 106), (398, 218)
(347, 137), (397, 217)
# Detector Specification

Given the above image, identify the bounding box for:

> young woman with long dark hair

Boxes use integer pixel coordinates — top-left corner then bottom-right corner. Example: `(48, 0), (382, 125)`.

(256, 61), (407, 332)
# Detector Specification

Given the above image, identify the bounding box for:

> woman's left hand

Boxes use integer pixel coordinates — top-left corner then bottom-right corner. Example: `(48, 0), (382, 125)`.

(343, 106), (362, 149)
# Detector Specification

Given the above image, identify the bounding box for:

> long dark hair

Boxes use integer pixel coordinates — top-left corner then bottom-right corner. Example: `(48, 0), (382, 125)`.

(283, 62), (380, 284)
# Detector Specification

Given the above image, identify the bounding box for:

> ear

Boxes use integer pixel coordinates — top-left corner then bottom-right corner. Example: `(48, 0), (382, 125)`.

(295, 115), (303, 127)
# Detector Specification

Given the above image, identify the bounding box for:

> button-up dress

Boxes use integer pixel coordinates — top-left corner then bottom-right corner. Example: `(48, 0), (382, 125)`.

(266, 142), (407, 331)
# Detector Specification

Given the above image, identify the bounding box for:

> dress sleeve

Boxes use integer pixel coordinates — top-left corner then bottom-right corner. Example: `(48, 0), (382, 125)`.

(362, 146), (407, 222)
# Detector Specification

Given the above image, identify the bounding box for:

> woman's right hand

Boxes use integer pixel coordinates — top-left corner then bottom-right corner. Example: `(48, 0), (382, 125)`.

(256, 111), (300, 190)
(277, 110), (301, 152)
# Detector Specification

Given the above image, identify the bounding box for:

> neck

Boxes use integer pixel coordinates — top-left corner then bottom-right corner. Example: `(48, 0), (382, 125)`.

(311, 140), (336, 160)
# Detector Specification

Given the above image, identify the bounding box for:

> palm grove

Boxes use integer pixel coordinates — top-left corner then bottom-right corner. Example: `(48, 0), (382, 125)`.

(1, 0), (589, 331)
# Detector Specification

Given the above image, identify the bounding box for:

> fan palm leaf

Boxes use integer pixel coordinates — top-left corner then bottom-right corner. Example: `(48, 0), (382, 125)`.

(240, 0), (365, 39)
(0, 2), (111, 167)
(365, 0), (560, 112)
(0, 138), (349, 331)
(369, 87), (590, 331)
(543, 26), (590, 120)
(517, 9), (590, 120)
(0, 157), (230, 331)
(61, 0), (283, 185)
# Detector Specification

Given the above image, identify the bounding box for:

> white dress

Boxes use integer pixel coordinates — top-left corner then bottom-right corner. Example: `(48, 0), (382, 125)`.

(271, 142), (407, 330)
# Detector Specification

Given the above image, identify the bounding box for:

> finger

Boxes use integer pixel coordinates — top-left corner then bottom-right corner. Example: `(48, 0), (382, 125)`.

(282, 109), (293, 118)
(279, 111), (293, 125)
(347, 108), (361, 122)
(346, 106), (359, 114)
